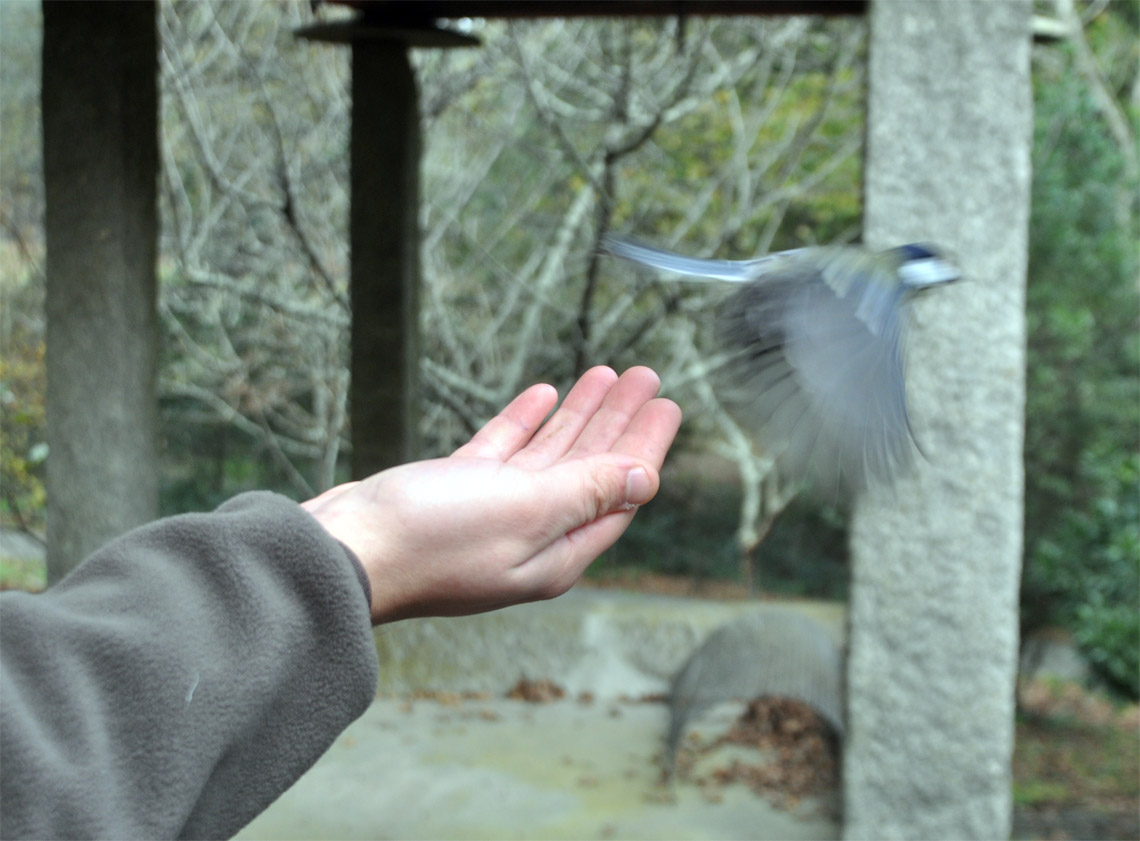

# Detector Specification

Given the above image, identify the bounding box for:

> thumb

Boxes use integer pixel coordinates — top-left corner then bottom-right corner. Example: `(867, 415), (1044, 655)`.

(619, 463), (658, 508)
(532, 455), (660, 536)
(510, 455), (661, 596)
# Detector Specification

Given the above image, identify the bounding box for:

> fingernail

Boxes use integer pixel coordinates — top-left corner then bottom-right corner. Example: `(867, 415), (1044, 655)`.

(625, 467), (653, 506)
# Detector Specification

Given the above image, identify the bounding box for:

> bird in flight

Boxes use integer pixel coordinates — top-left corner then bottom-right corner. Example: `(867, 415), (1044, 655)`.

(602, 235), (960, 492)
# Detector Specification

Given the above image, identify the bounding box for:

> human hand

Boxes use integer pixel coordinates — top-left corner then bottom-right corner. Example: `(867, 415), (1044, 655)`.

(302, 366), (682, 624)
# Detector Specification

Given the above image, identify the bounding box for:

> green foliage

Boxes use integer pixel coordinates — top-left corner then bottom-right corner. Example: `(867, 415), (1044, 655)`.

(0, 268), (46, 535)
(1011, 778), (1070, 808)
(0, 2), (47, 538)
(1031, 452), (1140, 697)
(1068, 456), (1140, 697)
(1076, 593), (1140, 698)
(1022, 7), (1140, 698)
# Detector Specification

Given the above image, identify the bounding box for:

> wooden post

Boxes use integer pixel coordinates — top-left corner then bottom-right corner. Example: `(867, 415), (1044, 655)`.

(296, 18), (476, 478)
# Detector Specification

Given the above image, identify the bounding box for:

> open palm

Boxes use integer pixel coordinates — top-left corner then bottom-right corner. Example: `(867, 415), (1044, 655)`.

(302, 366), (682, 623)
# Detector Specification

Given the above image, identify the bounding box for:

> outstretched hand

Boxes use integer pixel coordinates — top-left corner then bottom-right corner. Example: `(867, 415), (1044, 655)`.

(302, 366), (682, 624)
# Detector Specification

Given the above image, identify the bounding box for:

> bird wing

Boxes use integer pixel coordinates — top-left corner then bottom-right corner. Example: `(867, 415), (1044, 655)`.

(601, 235), (800, 283)
(714, 255), (915, 489)
(814, 247), (903, 338)
(781, 279), (913, 484)
(605, 238), (922, 488)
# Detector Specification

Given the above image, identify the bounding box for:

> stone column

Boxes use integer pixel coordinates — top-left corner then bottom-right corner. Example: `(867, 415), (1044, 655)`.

(42, 0), (159, 581)
(844, 2), (1032, 839)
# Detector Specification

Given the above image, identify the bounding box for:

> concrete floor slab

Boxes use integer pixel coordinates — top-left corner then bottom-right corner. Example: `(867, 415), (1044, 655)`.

(237, 698), (839, 841)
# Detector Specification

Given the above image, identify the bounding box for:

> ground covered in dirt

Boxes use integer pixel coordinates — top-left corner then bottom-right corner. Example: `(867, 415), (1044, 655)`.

(672, 697), (840, 815)
(1012, 679), (1139, 841)
(585, 573), (1139, 840)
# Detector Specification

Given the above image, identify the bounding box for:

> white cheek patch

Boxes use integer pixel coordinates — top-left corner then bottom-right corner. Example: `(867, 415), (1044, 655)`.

(899, 258), (961, 288)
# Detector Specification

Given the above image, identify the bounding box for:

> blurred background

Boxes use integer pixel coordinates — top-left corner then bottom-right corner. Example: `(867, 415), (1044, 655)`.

(1, 1), (1136, 836)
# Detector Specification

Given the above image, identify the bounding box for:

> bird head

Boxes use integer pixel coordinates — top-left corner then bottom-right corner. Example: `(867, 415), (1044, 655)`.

(889, 243), (962, 292)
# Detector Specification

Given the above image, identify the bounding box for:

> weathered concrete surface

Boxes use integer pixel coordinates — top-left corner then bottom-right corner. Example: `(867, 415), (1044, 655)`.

(372, 588), (845, 699)
(237, 589), (845, 840)
(236, 698), (839, 841)
(847, 2), (1032, 840)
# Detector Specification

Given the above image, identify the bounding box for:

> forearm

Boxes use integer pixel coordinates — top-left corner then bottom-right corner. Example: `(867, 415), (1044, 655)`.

(0, 492), (379, 840)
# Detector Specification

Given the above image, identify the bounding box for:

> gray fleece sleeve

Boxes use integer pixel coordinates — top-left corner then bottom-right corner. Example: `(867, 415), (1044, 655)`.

(0, 491), (380, 840)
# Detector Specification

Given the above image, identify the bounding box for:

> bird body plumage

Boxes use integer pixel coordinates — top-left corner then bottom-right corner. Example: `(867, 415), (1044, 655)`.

(601, 235), (960, 491)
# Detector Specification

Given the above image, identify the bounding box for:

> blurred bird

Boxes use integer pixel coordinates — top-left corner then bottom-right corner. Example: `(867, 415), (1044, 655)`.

(601, 236), (961, 491)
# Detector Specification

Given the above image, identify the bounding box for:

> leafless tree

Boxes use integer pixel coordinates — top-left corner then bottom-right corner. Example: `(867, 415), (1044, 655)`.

(158, 0), (349, 496)
(417, 15), (865, 578)
(155, 3), (865, 578)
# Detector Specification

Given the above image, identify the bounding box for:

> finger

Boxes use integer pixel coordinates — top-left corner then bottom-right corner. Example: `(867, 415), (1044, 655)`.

(609, 397), (683, 471)
(564, 366), (665, 458)
(508, 366), (619, 469)
(452, 383), (560, 461)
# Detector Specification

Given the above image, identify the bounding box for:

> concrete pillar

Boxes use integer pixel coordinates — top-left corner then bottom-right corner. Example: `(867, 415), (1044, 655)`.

(844, 3), (1032, 839)
(42, 0), (159, 581)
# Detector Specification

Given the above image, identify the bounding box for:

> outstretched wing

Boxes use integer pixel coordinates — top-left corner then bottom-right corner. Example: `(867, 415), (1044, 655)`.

(716, 249), (915, 490)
